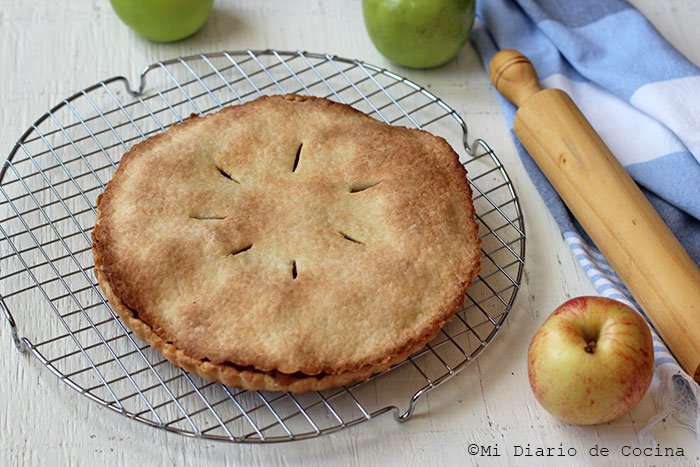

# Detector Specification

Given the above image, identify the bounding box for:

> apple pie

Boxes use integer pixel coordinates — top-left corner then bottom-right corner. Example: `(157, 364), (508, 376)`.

(92, 94), (481, 392)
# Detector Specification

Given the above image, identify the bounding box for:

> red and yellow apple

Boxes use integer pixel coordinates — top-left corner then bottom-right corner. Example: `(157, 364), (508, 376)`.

(527, 296), (654, 425)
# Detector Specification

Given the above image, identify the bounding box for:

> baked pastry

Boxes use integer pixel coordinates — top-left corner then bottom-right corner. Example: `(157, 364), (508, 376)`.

(92, 94), (481, 392)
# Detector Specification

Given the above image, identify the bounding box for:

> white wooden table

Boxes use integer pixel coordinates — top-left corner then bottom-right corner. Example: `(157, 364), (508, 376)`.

(1, 1), (698, 465)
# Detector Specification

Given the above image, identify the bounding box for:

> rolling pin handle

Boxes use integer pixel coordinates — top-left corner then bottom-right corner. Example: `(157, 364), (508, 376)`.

(489, 49), (543, 108)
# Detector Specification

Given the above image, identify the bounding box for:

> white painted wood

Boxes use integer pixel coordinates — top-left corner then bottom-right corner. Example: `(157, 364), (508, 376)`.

(0, 1), (698, 465)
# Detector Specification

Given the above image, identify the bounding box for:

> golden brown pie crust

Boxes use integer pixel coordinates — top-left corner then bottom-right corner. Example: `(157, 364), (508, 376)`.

(92, 94), (481, 392)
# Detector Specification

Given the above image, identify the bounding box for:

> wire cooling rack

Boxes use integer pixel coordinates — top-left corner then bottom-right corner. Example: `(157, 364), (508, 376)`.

(0, 50), (525, 442)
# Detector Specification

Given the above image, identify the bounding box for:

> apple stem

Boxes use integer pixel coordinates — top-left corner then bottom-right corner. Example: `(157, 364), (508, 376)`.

(584, 341), (597, 354)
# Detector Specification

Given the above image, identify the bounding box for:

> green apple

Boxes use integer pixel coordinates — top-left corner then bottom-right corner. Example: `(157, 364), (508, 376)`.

(110, 0), (214, 43)
(527, 296), (654, 425)
(362, 0), (476, 68)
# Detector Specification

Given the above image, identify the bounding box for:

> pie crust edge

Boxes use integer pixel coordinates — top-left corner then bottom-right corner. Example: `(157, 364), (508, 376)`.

(94, 258), (474, 392)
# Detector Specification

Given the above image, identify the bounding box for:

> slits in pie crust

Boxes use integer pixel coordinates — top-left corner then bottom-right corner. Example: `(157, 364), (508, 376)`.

(92, 94), (481, 392)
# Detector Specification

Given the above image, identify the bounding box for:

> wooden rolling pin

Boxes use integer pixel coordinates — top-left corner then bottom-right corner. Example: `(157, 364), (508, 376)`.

(489, 49), (700, 382)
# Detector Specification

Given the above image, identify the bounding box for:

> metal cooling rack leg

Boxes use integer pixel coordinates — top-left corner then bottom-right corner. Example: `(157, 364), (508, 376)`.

(1, 294), (26, 352)
(101, 75), (146, 98)
(394, 385), (433, 423)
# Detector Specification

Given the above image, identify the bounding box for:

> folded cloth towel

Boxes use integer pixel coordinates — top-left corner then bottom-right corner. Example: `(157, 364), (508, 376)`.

(471, 0), (700, 444)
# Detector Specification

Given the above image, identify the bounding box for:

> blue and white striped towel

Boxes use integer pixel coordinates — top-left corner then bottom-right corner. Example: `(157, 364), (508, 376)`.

(471, 0), (700, 443)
